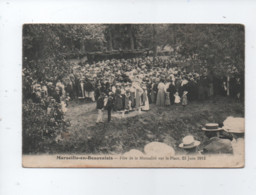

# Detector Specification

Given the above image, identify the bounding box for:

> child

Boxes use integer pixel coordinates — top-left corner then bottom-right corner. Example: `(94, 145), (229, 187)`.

(174, 92), (181, 104)
(181, 91), (188, 108)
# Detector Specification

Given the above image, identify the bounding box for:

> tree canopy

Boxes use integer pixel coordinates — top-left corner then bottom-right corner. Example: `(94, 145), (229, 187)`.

(23, 23), (244, 79)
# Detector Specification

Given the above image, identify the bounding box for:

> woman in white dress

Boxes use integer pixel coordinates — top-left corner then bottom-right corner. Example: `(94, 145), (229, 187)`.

(174, 92), (181, 104)
(156, 79), (166, 106)
(142, 86), (150, 111)
(135, 84), (143, 110)
(164, 80), (171, 106)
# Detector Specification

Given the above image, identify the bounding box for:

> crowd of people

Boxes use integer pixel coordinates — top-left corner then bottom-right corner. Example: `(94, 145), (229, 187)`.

(23, 56), (244, 124)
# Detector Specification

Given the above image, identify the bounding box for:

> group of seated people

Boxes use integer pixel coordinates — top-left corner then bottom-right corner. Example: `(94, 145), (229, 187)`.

(178, 122), (244, 155)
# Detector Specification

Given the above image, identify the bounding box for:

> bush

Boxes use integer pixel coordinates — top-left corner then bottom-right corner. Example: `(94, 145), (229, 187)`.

(22, 100), (66, 154)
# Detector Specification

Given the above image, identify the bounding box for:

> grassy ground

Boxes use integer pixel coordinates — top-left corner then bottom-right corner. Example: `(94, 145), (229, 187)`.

(50, 96), (244, 154)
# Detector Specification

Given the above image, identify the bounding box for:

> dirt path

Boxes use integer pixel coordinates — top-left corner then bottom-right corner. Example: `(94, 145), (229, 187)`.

(65, 100), (148, 128)
(65, 101), (98, 128)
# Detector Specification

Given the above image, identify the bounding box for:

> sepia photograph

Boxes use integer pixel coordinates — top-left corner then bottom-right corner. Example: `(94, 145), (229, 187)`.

(22, 24), (245, 167)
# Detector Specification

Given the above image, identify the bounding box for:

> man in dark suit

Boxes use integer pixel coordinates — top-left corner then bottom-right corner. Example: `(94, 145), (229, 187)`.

(105, 92), (114, 122)
(84, 78), (94, 101)
(202, 124), (234, 154)
(96, 93), (105, 123)
(94, 84), (101, 101)
(167, 81), (176, 105)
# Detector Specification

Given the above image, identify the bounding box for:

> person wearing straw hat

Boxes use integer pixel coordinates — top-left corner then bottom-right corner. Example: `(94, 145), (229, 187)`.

(222, 117), (244, 156)
(202, 123), (233, 140)
(202, 123), (233, 154)
(179, 135), (201, 155)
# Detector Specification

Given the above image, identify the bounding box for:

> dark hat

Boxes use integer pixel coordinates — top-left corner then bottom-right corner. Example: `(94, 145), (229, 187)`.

(202, 123), (223, 131)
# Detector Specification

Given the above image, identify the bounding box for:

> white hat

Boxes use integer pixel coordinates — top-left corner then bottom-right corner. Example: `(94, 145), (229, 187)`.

(179, 135), (200, 149)
(144, 142), (175, 156)
(223, 117), (245, 133)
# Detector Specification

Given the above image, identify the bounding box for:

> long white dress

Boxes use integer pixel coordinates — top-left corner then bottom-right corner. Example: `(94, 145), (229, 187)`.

(142, 91), (150, 111)
(156, 82), (165, 106)
(133, 82), (143, 109)
(174, 93), (181, 104)
(164, 82), (171, 106)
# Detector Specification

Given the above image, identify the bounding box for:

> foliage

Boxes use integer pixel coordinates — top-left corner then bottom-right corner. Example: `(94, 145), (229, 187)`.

(23, 24), (106, 60)
(23, 99), (70, 154)
(22, 24), (245, 154)
(168, 24), (245, 76)
(23, 100), (52, 153)
(25, 97), (244, 154)
(23, 24), (244, 78)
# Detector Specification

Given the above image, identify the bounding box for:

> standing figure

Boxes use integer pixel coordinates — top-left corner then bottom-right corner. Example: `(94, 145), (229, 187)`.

(142, 86), (150, 111)
(167, 81), (176, 105)
(164, 81), (171, 106)
(174, 92), (181, 104)
(175, 78), (182, 97)
(74, 76), (80, 99)
(68, 73), (76, 100)
(151, 81), (158, 104)
(94, 84), (101, 101)
(96, 93), (105, 123)
(124, 90), (130, 111)
(181, 91), (188, 108)
(52, 87), (61, 103)
(56, 78), (66, 97)
(121, 85), (126, 110)
(85, 79), (95, 101)
(65, 79), (74, 100)
(156, 79), (165, 106)
(134, 82), (143, 109)
(147, 81), (152, 104)
(129, 85), (136, 109)
(114, 88), (123, 111)
(106, 93), (114, 122)
(78, 79), (85, 99)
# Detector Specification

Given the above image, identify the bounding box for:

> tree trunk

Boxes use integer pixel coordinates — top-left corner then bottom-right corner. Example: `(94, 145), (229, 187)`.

(80, 40), (85, 53)
(109, 28), (113, 51)
(128, 24), (135, 50)
(152, 24), (157, 65)
(227, 76), (230, 96)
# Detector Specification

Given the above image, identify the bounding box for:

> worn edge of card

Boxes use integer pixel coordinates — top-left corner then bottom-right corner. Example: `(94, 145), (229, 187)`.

(22, 151), (244, 168)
